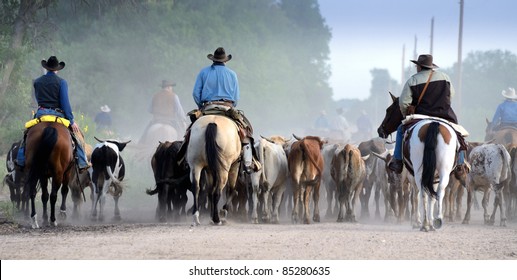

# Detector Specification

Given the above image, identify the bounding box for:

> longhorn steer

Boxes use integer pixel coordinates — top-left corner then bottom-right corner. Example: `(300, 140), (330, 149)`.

(288, 135), (325, 224)
(249, 137), (289, 224)
(90, 137), (130, 221)
(331, 144), (366, 222)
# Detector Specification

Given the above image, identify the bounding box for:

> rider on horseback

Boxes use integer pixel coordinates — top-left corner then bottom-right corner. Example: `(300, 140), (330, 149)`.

(139, 79), (187, 144)
(491, 87), (517, 130)
(179, 47), (260, 174)
(15, 56), (90, 172)
(388, 54), (468, 175)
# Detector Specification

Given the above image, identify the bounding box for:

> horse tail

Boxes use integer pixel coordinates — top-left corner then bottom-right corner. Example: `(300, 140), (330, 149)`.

(205, 123), (221, 185)
(422, 122), (439, 199)
(27, 126), (58, 196)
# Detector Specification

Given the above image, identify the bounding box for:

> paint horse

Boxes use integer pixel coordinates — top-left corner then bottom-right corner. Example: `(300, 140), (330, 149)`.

(377, 92), (459, 231)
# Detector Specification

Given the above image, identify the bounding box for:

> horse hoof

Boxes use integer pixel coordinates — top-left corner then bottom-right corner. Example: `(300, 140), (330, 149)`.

(59, 211), (67, 221)
(112, 215), (122, 222)
(433, 218), (443, 229)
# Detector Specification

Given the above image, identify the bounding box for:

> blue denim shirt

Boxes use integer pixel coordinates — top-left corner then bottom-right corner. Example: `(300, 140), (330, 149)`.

(492, 99), (517, 125)
(192, 63), (240, 109)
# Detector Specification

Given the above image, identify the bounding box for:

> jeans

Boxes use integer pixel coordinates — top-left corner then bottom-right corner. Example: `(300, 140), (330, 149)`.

(16, 109), (89, 169)
(393, 124), (403, 160)
(393, 123), (466, 166)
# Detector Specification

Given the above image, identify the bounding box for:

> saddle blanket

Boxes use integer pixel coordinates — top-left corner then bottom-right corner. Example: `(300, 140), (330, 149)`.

(25, 115), (71, 129)
(402, 114), (469, 137)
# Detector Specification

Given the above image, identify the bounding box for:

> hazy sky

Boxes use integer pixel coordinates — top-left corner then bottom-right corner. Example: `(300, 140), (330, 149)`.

(318, 0), (517, 100)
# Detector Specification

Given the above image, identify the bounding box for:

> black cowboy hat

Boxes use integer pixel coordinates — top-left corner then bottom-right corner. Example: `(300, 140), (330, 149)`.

(160, 80), (176, 88)
(207, 47), (232, 62)
(41, 56), (65, 71)
(410, 54), (438, 69)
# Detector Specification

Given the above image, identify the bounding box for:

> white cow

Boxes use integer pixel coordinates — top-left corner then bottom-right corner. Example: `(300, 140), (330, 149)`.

(463, 143), (511, 226)
(321, 143), (341, 218)
(250, 137), (289, 223)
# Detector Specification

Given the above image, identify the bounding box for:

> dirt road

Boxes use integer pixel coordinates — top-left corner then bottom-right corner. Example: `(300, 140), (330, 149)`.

(1, 203), (516, 260)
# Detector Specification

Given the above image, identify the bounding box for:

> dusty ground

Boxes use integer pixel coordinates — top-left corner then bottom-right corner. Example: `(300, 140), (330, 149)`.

(1, 191), (517, 260)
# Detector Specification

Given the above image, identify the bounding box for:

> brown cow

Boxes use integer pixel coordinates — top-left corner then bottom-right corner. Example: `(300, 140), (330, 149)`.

(288, 135), (325, 224)
(331, 144), (366, 223)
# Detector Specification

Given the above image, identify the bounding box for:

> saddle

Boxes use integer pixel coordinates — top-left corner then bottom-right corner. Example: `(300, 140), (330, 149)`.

(188, 107), (253, 141)
(25, 115), (70, 129)
(401, 115), (469, 176)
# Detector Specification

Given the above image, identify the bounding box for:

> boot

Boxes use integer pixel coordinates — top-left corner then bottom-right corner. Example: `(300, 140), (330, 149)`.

(71, 133), (90, 172)
(388, 158), (403, 174)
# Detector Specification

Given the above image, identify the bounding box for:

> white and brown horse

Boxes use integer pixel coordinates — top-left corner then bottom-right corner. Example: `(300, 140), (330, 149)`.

(377, 93), (458, 231)
(187, 115), (242, 225)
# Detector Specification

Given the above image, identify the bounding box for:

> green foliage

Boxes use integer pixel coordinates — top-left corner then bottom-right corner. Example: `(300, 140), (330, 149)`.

(1, 0), (517, 153)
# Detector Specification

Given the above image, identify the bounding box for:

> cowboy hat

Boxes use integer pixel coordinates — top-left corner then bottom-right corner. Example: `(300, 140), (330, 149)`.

(100, 105), (111, 113)
(207, 47), (232, 62)
(502, 87), (517, 100)
(410, 54), (438, 69)
(41, 56), (65, 71)
(160, 80), (176, 88)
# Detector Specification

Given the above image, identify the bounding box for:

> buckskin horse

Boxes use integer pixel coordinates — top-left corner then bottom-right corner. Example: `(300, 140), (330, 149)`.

(22, 121), (77, 228)
(377, 92), (458, 231)
(187, 115), (242, 225)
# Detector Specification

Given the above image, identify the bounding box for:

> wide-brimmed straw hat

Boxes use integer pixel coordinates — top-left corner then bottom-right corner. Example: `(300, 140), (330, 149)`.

(207, 47), (232, 62)
(41, 56), (65, 71)
(502, 87), (517, 100)
(410, 54), (438, 69)
(160, 80), (176, 88)
(100, 105), (111, 113)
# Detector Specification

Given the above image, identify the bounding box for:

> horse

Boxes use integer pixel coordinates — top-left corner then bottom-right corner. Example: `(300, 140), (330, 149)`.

(187, 115), (242, 225)
(377, 92), (459, 231)
(139, 123), (179, 147)
(484, 118), (517, 148)
(22, 121), (77, 228)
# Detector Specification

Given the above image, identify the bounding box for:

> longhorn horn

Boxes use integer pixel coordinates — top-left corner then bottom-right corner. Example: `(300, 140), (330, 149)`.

(371, 151), (388, 161)
(94, 136), (106, 143)
(292, 134), (302, 141)
(260, 135), (274, 144)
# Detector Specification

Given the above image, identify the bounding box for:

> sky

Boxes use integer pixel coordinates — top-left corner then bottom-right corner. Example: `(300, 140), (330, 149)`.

(318, 0), (517, 100)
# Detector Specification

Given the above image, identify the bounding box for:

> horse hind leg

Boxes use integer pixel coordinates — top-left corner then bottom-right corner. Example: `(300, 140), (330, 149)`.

(40, 180), (50, 227)
(59, 184), (69, 221)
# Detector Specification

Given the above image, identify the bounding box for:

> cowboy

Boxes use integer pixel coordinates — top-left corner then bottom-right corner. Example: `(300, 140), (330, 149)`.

(388, 54), (467, 174)
(140, 80), (187, 143)
(16, 56), (90, 171)
(182, 47), (260, 173)
(94, 104), (113, 132)
(491, 87), (517, 130)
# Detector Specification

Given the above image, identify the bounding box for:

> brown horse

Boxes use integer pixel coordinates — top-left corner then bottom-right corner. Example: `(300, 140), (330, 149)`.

(23, 121), (76, 228)
(485, 118), (517, 148)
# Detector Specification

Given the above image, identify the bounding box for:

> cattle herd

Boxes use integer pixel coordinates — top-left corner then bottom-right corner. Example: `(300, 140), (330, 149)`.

(3, 122), (517, 231)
